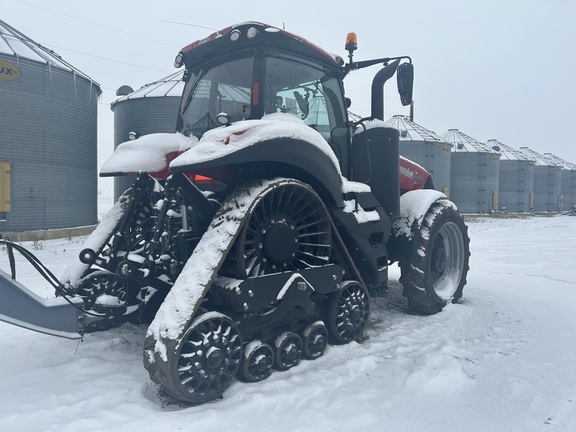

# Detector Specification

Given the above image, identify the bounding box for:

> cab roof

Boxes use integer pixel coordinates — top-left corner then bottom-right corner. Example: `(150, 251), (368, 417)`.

(179, 22), (344, 71)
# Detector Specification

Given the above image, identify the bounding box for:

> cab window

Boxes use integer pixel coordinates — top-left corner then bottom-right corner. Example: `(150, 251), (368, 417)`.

(264, 55), (349, 172)
(179, 54), (253, 138)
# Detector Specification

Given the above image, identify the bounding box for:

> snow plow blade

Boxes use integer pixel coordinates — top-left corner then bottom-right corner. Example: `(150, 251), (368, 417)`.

(0, 268), (87, 339)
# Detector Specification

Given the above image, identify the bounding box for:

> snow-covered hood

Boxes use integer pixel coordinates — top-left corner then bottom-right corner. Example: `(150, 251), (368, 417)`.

(100, 133), (198, 176)
(170, 113), (341, 174)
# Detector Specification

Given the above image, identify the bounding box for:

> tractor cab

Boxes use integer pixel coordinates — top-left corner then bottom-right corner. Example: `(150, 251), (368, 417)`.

(174, 22), (412, 178)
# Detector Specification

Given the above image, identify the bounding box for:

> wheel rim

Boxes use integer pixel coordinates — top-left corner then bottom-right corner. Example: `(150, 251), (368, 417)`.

(328, 281), (369, 344)
(176, 313), (243, 401)
(302, 322), (328, 359)
(274, 332), (303, 370)
(240, 341), (274, 382)
(430, 221), (466, 300)
(234, 181), (331, 278)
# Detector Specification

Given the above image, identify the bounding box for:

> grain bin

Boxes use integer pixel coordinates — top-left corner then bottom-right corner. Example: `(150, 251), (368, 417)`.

(110, 71), (184, 200)
(442, 129), (500, 214)
(385, 115), (452, 196)
(520, 147), (562, 213)
(486, 139), (534, 213)
(543, 153), (576, 211)
(519, 148), (562, 212)
(0, 20), (101, 232)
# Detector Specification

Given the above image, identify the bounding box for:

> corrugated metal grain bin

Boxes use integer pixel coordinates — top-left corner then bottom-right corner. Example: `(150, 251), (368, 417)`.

(486, 139), (534, 213)
(110, 71), (184, 200)
(442, 129), (500, 214)
(543, 153), (576, 211)
(0, 20), (101, 232)
(520, 148), (562, 212)
(385, 115), (452, 196)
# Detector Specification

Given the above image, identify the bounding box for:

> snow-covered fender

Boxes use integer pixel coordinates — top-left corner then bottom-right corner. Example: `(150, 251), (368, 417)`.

(169, 114), (345, 207)
(388, 189), (447, 263)
(99, 132), (198, 179)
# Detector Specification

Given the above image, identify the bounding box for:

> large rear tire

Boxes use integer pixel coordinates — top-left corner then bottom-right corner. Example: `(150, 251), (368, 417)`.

(399, 200), (470, 314)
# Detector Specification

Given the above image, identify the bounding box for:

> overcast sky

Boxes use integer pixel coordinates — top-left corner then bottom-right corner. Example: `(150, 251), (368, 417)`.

(3, 0), (576, 192)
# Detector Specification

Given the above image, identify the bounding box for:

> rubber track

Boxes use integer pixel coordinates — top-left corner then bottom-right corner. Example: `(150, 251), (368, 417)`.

(143, 178), (300, 397)
(142, 177), (367, 401)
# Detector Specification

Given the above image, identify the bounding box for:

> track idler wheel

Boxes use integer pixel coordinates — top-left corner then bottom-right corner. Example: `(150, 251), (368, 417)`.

(231, 180), (332, 278)
(326, 281), (370, 344)
(164, 312), (243, 404)
(273, 332), (303, 371)
(302, 321), (328, 359)
(237, 340), (274, 382)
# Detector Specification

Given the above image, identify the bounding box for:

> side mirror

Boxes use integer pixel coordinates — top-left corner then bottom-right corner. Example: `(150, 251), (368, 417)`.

(397, 62), (414, 106)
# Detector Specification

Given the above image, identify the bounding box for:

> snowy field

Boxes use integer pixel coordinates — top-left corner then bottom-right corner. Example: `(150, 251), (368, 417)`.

(1, 215), (575, 432)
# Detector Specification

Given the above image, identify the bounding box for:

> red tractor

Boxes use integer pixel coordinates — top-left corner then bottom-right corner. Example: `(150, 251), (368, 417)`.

(0, 22), (469, 404)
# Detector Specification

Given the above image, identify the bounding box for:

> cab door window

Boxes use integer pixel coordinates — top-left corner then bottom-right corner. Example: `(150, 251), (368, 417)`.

(264, 55), (349, 172)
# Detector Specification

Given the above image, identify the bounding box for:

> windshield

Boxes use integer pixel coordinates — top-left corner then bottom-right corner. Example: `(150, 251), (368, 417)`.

(179, 54), (254, 138)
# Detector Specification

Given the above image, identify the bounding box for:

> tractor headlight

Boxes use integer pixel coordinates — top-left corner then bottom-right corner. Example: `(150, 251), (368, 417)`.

(230, 29), (241, 42)
(247, 27), (259, 39)
(174, 53), (184, 68)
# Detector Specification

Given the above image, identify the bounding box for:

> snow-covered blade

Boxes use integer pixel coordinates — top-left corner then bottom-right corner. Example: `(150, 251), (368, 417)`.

(0, 268), (85, 339)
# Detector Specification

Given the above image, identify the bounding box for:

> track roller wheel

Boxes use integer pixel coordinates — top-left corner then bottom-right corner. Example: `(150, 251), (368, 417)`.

(326, 281), (370, 344)
(237, 340), (274, 382)
(302, 321), (328, 359)
(231, 179), (332, 278)
(165, 312), (243, 404)
(274, 332), (303, 371)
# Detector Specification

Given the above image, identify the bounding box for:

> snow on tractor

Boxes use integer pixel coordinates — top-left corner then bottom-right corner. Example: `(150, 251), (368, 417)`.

(0, 22), (470, 404)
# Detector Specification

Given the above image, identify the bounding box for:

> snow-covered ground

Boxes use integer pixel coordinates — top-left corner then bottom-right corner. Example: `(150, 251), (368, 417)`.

(1, 215), (575, 432)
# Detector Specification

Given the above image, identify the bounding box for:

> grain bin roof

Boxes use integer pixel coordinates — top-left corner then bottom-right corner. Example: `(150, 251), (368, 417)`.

(543, 153), (576, 170)
(384, 115), (446, 142)
(520, 147), (562, 167)
(111, 71), (184, 107)
(442, 129), (497, 153)
(486, 139), (533, 161)
(0, 19), (98, 85)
